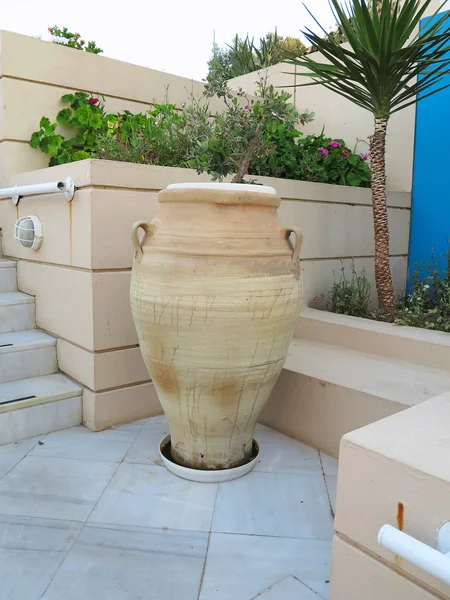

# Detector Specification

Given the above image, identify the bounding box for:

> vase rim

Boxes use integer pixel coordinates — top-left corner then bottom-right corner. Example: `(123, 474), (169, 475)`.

(166, 182), (277, 195)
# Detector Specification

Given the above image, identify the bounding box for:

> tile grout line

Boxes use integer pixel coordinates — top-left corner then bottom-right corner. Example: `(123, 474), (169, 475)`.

(251, 575), (325, 600)
(319, 453), (335, 520)
(36, 421), (147, 598)
(0, 434), (49, 483)
(197, 483), (220, 600)
(38, 451), (125, 599)
(38, 521), (85, 599)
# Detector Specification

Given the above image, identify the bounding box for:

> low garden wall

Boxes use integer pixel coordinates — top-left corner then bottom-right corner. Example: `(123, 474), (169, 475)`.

(0, 160), (409, 429)
(262, 307), (450, 456)
(333, 392), (450, 600)
(0, 29), (230, 180)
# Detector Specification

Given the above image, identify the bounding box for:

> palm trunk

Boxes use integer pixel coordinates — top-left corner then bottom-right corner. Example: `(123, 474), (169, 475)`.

(370, 117), (395, 310)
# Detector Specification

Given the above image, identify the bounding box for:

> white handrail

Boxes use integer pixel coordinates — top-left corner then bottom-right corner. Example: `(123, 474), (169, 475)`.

(0, 177), (75, 205)
(378, 524), (450, 585)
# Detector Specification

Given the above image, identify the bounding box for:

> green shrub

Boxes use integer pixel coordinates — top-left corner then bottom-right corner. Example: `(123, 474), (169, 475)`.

(48, 26), (103, 54)
(327, 261), (372, 317)
(30, 92), (108, 165)
(207, 31), (307, 81)
(29, 83), (370, 188)
(251, 129), (371, 187)
(324, 252), (450, 333)
(377, 252), (450, 332)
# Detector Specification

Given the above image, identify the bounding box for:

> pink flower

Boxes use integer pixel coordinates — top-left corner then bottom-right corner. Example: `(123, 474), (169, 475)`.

(342, 150), (350, 159)
(244, 104), (249, 110)
(318, 147), (329, 157)
(360, 152), (370, 160)
(88, 97), (99, 105)
(327, 141), (341, 148)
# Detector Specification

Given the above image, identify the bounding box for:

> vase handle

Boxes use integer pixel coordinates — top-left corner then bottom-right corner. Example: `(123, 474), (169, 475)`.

(282, 227), (303, 262)
(132, 221), (153, 262)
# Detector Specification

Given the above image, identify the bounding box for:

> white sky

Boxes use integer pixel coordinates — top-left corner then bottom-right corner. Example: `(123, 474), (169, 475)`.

(1, 0), (337, 81)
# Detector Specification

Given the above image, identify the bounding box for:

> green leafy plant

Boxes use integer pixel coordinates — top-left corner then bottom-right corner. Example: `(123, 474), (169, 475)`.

(207, 30), (307, 82)
(327, 261), (372, 317)
(30, 92), (108, 165)
(251, 129), (370, 187)
(48, 26), (103, 54)
(188, 78), (308, 183)
(377, 252), (450, 332)
(99, 103), (201, 167)
(324, 252), (450, 333)
(288, 0), (450, 310)
(30, 86), (368, 188)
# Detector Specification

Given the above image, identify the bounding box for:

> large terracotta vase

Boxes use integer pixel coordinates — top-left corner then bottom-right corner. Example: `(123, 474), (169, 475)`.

(130, 183), (303, 470)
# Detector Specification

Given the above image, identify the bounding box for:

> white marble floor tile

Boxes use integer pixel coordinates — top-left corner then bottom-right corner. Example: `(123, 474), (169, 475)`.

(29, 425), (139, 462)
(124, 416), (169, 465)
(254, 426), (322, 475)
(0, 515), (81, 600)
(325, 476), (337, 516)
(42, 523), (208, 600)
(0, 435), (43, 457)
(212, 472), (334, 540)
(0, 455), (24, 480)
(113, 418), (150, 432)
(199, 533), (332, 600)
(0, 456), (117, 521)
(89, 462), (217, 532)
(320, 453), (339, 476)
(254, 576), (323, 599)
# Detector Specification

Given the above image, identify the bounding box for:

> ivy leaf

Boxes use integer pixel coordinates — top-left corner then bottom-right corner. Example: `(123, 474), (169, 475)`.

(347, 173), (362, 187)
(89, 113), (102, 129)
(60, 94), (75, 104)
(46, 135), (64, 155)
(72, 150), (92, 161)
(74, 107), (89, 125)
(39, 117), (51, 129)
(57, 108), (73, 125)
(57, 149), (72, 164)
(29, 131), (42, 149)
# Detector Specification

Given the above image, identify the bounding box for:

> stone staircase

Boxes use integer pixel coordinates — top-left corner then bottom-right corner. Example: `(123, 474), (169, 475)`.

(0, 258), (82, 445)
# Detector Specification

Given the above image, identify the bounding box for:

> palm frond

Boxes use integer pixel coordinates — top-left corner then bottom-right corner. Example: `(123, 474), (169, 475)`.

(288, 0), (450, 118)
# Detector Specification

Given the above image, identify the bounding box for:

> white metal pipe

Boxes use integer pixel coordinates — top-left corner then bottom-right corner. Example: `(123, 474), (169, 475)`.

(0, 177), (75, 204)
(378, 524), (450, 585)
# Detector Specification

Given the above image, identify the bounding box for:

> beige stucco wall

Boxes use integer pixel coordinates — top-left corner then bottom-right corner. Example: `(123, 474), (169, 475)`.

(0, 29), (233, 181)
(333, 393), (450, 600)
(0, 160), (410, 428)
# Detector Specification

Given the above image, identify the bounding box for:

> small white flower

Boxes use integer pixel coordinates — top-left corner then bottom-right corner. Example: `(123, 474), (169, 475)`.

(424, 284), (430, 290)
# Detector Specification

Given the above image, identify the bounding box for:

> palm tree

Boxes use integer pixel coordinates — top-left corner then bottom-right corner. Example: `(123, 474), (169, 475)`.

(289, 0), (450, 309)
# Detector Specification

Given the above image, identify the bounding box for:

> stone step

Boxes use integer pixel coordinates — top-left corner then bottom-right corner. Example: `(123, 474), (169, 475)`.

(262, 337), (450, 456)
(0, 373), (82, 445)
(0, 330), (57, 383)
(296, 307), (450, 371)
(0, 259), (17, 293)
(0, 291), (35, 333)
(285, 338), (450, 408)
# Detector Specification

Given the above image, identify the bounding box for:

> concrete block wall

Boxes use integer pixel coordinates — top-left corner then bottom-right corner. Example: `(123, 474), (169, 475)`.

(0, 160), (410, 429)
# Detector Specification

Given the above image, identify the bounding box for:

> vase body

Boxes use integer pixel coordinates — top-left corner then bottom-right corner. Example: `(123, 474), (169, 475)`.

(130, 183), (303, 470)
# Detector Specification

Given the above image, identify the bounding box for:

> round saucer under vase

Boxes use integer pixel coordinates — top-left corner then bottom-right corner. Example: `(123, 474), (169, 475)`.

(159, 435), (260, 483)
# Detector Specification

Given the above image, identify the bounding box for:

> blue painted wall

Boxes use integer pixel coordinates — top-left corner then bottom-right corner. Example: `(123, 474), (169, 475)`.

(409, 12), (450, 279)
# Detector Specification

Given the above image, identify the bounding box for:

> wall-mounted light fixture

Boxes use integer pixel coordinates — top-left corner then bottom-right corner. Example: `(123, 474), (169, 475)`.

(14, 216), (43, 250)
